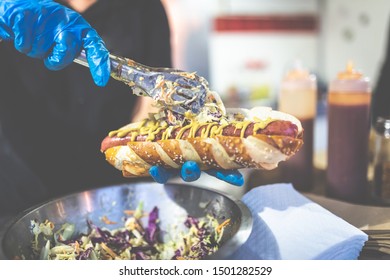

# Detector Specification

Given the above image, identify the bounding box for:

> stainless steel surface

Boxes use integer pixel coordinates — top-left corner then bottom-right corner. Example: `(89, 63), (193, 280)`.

(75, 50), (207, 115)
(1, 182), (252, 260)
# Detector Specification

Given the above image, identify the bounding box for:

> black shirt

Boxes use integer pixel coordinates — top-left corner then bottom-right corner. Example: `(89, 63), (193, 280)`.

(372, 19), (390, 122)
(0, 0), (171, 213)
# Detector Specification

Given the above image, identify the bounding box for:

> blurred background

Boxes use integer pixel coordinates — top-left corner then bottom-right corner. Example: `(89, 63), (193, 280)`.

(162, 0), (389, 104)
(162, 0), (390, 196)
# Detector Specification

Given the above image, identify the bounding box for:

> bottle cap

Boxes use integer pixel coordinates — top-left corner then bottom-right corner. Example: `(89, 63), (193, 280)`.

(329, 61), (371, 93)
(281, 60), (316, 90)
(279, 60), (317, 118)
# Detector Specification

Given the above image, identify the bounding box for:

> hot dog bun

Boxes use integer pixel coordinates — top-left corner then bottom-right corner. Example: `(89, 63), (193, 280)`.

(101, 107), (303, 178)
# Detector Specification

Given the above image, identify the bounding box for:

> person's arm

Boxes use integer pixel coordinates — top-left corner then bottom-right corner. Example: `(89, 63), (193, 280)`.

(131, 97), (158, 122)
(0, 0), (110, 86)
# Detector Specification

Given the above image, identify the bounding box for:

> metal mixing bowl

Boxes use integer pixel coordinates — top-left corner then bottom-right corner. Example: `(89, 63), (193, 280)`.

(1, 182), (252, 259)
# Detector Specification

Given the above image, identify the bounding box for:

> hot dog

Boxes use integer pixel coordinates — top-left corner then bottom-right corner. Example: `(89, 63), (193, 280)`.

(100, 107), (303, 178)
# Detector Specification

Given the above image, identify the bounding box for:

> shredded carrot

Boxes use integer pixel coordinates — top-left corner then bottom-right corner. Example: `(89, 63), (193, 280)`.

(101, 215), (117, 225)
(44, 219), (55, 229)
(74, 241), (80, 255)
(123, 210), (135, 216)
(164, 88), (176, 103)
(177, 71), (196, 79)
(156, 79), (166, 89)
(216, 218), (231, 234)
(101, 242), (118, 259)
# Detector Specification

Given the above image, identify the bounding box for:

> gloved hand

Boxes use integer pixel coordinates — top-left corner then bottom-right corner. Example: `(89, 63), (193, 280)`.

(149, 161), (244, 187)
(0, 0), (110, 86)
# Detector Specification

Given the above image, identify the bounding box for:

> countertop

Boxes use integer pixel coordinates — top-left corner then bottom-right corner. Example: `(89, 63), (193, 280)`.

(1, 168), (389, 260)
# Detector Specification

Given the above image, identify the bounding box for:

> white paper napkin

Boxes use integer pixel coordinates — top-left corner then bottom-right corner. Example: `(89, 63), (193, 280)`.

(230, 183), (368, 260)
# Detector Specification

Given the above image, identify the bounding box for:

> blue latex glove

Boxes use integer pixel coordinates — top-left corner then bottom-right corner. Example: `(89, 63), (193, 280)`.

(149, 161), (244, 187)
(0, 0), (110, 86)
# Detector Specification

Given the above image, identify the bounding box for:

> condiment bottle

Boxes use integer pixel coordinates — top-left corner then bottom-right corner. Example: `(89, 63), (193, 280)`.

(371, 117), (390, 205)
(278, 61), (317, 191)
(326, 62), (371, 203)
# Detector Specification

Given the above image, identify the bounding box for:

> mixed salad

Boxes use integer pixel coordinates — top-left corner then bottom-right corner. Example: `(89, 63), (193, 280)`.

(29, 203), (230, 260)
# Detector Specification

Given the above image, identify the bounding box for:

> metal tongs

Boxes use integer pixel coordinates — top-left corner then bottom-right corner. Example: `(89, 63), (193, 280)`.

(74, 50), (207, 115)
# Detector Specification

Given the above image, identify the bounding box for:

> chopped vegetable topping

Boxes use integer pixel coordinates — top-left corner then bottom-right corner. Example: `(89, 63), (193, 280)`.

(101, 216), (117, 225)
(216, 219), (231, 234)
(30, 203), (225, 260)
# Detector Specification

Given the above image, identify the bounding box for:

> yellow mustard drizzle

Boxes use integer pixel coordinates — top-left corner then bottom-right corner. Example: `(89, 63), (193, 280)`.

(184, 110), (196, 120)
(130, 132), (139, 141)
(200, 123), (217, 138)
(139, 120), (158, 135)
(241, 121), (251, 138)
(109, 116), (274, 141)
(175, 124), (192, 139)
(231, 120), (251, 138)
(146, 125), (166, 141)
(187, 122), (200, 138)
(108, 119), (147, 138)
(210, 124), (227, 138)
(253, 117), (272, 132)
(161, 126), (175, 140)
